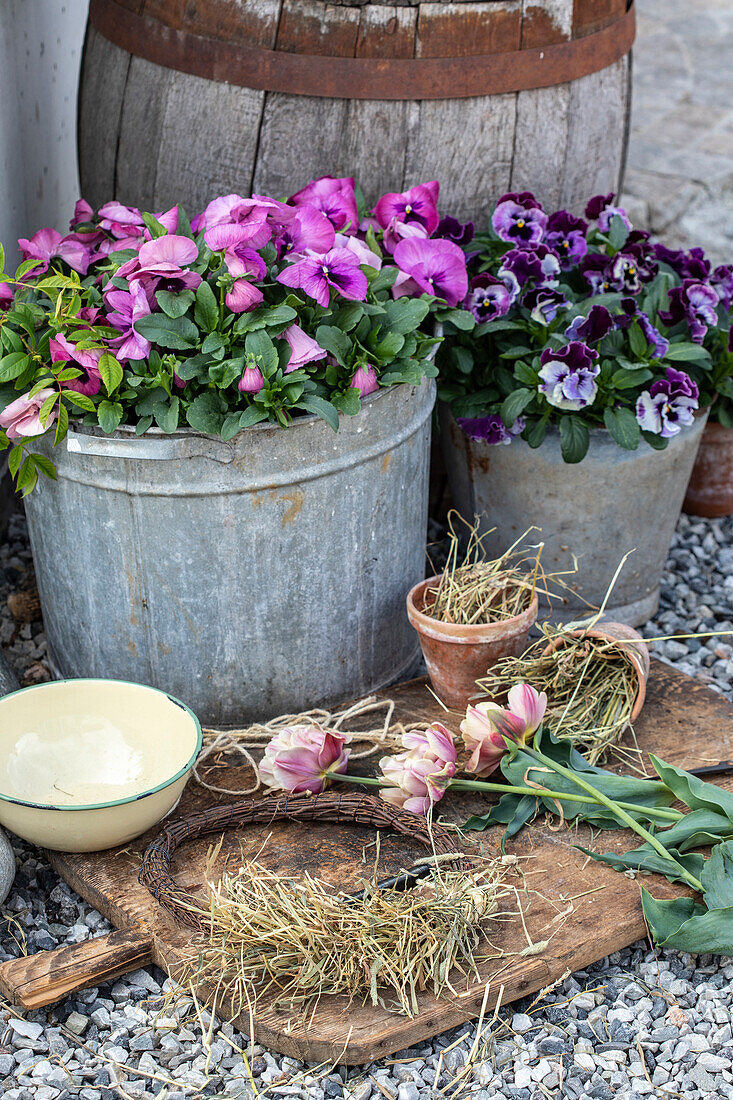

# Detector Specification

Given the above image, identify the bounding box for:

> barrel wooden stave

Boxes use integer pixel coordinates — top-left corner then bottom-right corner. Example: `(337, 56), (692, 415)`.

(79, 0), (632, 220)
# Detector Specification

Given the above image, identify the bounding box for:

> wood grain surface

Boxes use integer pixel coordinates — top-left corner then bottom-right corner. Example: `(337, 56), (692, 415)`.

(4, 661), (731, 1064)
(79, 0), (631, 221)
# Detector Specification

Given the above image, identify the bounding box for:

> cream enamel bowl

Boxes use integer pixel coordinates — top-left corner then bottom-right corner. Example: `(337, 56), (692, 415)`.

(0, 679), (202, 852)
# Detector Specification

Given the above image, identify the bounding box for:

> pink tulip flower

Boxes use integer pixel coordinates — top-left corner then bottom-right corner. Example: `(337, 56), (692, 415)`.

(259, 725), (350, 795)
(378, 722), (456, 815)
(279, 324), (327, 372)
(349, 364), (379, 396)
(0, 388), (56, 442)
(460, 684), (547, 777)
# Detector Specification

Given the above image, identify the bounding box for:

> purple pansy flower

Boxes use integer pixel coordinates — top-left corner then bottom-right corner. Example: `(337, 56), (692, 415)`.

(436, 216), (474, 247)
(564, 305), (614, 343)
(273, 205), (335, 257)
(392, 238), (468, 307)
(50, 334), (103, 396)
(636, 368), (699, 438)
(374, 181), (440, 247)
(492, 191), (547, 245)
(544, 210), (588, 269)
(659, 279), (720, 344)
(712, 265), (733, 312)
(498, 244), (560, 289)
(276, 246), (368, 307)
(457, 414), (525, 445)
(523, 286), (569, 324)
(538, 342), (600, 411)
(580, 253), (612, 294)
(289, 176), (359, 234)
(584, 193), (631, 232)
(465, 273), (512, 323)
(105, 283), (152, 361)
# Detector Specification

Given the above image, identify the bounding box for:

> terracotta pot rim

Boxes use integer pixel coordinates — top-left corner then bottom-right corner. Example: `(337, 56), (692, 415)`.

(406, 575), (539, 645)
(542, 621), (650, 722)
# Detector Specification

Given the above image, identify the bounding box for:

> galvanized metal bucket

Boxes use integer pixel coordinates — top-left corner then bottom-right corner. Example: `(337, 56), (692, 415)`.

(25, 382), (434, 723)
(0, 454), (14, 541)
(438, 402), (708, 626)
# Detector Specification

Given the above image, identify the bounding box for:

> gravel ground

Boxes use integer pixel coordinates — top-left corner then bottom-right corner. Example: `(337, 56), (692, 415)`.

(1, 507), (733, 1100)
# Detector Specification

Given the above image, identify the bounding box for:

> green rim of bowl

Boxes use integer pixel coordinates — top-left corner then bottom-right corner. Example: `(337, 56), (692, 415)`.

(0, 678), (203, 812)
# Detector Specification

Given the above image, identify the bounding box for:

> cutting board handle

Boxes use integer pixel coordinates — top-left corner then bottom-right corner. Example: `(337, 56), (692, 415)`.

(0, 927), (154, 1009)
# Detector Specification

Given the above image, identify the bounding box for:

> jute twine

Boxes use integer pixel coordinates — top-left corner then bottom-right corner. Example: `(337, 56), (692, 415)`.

(195, 695), (418, 797)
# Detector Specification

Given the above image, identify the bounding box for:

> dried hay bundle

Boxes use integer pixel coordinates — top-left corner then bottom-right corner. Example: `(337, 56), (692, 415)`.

(182, 855), (516, 1018)
(477, 624), (641, 764)
(425, 515), (541, 626)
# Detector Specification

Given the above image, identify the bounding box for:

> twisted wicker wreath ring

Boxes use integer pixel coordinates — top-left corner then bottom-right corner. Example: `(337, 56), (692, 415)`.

(139, 791), (470, 929)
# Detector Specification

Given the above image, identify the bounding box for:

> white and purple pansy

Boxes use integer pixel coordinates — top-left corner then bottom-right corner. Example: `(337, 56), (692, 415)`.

(636, 368), (699, 438)
(659, 279), (720, 344)
(538, 342), (600, 411)
(523, 286), (569, 325)
(584, 192), (632, 233)
(457, 413), (526, 445)
(492, 191), (547, 246)
(498, 244), (560, 290)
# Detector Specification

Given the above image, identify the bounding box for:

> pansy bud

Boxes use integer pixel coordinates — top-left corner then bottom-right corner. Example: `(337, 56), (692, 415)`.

(349, 364), (379, 396)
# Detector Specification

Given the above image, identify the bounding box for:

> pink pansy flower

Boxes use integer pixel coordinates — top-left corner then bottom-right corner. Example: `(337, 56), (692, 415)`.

(117, 234), (202, 301)
(259, 725), (350, 795)
(238, 361), (265, 393)
(279, 324), (327, 373)
(50, 334), (103, 396)
(290, 176), (359, 234)
(105, 283), (152, 361)
(379, 722), (456, 815)
(0, 282), (14, 311)
(206, 230), (267, 313)
(18, 227), (95, 276)
(153, 206), (180, 235)
(69, 199), (94, 229)
(381, 217), (429, 256)
(192, 193), (246, 232)
(392, 238), (468, 307)
(460, 684), (547, 778)
(349, 364), (379, 396)
(374, 181), (440, 252)
(0, 388), (56, 441)
(276, 246), (368, 308)
(97, 201), (145, 241)
(274, 205), (335, 258)
(335, 233), (382, 271)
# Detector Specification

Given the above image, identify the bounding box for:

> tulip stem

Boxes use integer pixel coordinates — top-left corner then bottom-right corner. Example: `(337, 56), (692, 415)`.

(325, 772), (682, 823)
(517, 742), (704, 894)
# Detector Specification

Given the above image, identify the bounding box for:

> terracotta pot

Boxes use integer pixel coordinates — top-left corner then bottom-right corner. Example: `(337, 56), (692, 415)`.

(543, 620), (650, 723)
(406, 576), (539, 710)
(683, 420), (733, 518)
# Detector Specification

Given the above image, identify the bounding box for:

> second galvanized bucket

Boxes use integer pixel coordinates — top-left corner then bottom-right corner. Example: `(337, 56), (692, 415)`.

(25, 382), (434, 723)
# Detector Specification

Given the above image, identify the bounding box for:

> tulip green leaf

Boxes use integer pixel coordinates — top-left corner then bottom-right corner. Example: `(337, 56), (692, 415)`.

(641, 888), (733, 954)
(649, 755), (733, 823)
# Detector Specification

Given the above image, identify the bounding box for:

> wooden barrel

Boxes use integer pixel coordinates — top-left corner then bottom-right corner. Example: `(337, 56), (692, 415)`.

(79, 0), (635, 222)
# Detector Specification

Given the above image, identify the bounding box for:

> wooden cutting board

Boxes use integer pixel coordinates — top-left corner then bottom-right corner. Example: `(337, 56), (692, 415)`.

(0, 661), (731, 1065)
